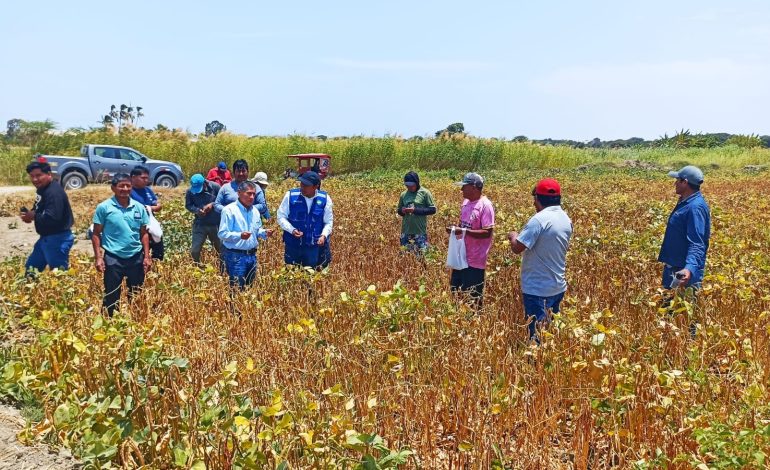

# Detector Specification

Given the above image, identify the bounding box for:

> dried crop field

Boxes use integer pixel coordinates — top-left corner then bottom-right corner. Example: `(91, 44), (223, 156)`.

(1, 171), (769, 469)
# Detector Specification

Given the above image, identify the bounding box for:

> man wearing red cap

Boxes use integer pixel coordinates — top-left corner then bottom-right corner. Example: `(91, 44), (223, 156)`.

(508, 178), (572, 342)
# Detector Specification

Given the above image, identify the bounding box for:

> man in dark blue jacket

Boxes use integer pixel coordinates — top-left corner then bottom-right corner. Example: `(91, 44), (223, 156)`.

(20, 161), (75, 276)
(658, 165), (711, 289)
(276, 171), (333, 269)
(185, 173), (222, 264)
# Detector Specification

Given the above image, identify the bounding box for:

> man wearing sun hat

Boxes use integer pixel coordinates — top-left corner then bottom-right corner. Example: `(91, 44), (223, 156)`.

(659, 165), (711, 290)
(185, 173), (222, 264)
(508, 178), (573, 342)
(447, 172), (495, 309)
(251, 171), (272, 221)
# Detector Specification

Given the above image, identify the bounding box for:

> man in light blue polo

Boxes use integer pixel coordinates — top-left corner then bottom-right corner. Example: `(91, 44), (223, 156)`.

(218, 181), (273, 289)
(659, 165), (711, 289)
(508, 178), (573, 342)
(214, 159), (269, 218)
(91, 173), (152, 316)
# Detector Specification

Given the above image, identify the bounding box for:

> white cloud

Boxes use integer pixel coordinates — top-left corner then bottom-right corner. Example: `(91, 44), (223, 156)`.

(321, 58), (492, 72)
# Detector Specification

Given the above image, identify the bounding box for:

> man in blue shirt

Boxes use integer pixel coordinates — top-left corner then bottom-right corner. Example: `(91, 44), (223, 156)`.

(658, 165), (711, 289)
(92, 173), (151, 316)
(130, 166), (164, 260)
(215, 160), (269, 220)
(218, 181), (273, 289)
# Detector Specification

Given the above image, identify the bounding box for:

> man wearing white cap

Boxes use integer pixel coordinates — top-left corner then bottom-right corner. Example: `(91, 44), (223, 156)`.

(252, 171), (272, 221)
(659, 165), (711, 289)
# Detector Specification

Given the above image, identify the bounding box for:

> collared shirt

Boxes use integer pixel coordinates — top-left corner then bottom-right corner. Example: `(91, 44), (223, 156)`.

(93, 196), (149, 258)
(215, 181), (269, 219)
(185, 181), (221, 226)
(218, 201), (268, 251)
(517, 206), (573, 297)
(276, 190), (334, 238)
(658, 191), (711, 286)
(130, 186), (158, 207)
(459, 196), (495, 269)
(32, 180), (74, 236)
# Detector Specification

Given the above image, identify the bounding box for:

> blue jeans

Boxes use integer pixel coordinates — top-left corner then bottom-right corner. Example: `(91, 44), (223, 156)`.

(522, 291), (565, 341)
(25, 231), (74, 275)
(223, 249), (257, 289)
(400, 233), (429, 254)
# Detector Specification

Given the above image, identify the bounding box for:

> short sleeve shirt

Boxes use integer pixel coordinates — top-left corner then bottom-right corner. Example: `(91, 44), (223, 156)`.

(93, 197), (149, 258)
(517, 206), (573, 297)
(459, 196), (495, 269)
(398, 187), (435, 235)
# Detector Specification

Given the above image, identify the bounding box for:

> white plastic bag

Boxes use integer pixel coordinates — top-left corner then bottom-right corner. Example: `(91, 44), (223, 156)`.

(146, 207), (163, 243)
(446, 226), (468, 270)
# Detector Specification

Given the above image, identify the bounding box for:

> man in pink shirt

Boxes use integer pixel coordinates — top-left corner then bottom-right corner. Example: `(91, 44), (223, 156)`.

(447, 172), (495, 309)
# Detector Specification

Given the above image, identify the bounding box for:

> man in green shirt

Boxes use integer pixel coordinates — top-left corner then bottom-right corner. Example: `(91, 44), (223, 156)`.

(92, 173), (151, 316)
(396, 171), (436, 254)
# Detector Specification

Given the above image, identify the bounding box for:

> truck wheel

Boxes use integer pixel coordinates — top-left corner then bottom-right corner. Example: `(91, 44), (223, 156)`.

(62, 172), (87, 190)
(154, 174), (177, 188)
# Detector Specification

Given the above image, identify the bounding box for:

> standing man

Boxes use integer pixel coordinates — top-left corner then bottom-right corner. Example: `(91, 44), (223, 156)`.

(251, 171), (272, 221)
(215, 160), (268, 217)
(277, 171), (333, 269)
(218, 181), (272, 289)
(129, 166), (164, 260)
(20, 160), (75, 276)
(206, 161), (232, 186)
(447, 172), (495, 308)
(185, 173), (222, 264)
(508, 179), (573, 342)
(397, 171), (436, 254)
(659, 165), (711, 290)
(92, 174), (152, 317)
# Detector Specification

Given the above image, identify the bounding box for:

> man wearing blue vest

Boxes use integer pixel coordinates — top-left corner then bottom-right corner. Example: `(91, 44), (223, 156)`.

(277, 171), (333, 269)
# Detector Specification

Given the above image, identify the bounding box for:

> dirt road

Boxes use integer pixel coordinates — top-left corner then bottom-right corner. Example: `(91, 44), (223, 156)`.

(0, 187), (33, 196)
(0, 405), (78, 469)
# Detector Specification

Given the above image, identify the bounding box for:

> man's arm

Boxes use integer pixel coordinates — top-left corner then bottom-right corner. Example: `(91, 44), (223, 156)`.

(91, 223), (105, 273)
(255, 188), (270, 220)
(140, 226), (152, 272)
(447, 226), (493, 239)
(320, 196), (333, 238)
(681, 206), (710, 284)
(276, 193), (297, 234)
(213, 185), (227, 213)
(185, 190), (201, 214)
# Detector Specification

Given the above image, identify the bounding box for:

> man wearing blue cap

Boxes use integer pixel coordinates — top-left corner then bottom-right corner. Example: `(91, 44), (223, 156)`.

(207, 161), (232, 186)
(277, 171), (333, 269)
(185, 173), (222, 264)
(659, 165), (711, 290)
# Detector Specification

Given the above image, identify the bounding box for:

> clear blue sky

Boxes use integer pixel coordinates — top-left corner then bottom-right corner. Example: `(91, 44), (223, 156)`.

(2, 0), (769, 140)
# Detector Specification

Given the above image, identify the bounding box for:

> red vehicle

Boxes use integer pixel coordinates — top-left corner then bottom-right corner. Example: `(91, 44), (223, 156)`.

(284, 153), (331, 180)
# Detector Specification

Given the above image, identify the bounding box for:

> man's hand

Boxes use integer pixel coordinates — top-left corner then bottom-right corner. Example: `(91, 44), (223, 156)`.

(20, 210), (35, 223)
(675, 269), (692, 287)
(95, 257), (105, 273)
(317, 234), (326, 246)
(241, 232), (252, 240)
(143, 255), (152, 273)
(507, 231), (519, 244)
(403, 206), (415, 215)
(445, 226), (462, 235)
(265, 229), (274, 237)
(203, 203), (213, 214)
(292, 229), (303, 238)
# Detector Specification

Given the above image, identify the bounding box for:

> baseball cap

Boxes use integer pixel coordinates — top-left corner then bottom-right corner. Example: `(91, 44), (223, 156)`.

(298, 171), (321, 187)
(190, 174), (205, 194)
(252, 171), (269, 185)
(218, 161), (227, 170)
(533, 178), (561, 196)
(667, 165), (704, 185)
(454, 172), (484, 189)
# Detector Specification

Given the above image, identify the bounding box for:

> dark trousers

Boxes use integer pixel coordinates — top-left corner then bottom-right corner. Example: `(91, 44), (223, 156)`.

(285, 243), (331, 270)
(450, 267), (486, 309)
(150, 237), (164, 260)
(103, 251), (145, 316)
(191, 223), (221, 263)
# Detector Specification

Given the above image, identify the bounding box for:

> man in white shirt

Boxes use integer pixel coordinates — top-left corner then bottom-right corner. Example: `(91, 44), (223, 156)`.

(508, 178), (573, 342)
(276, 171), (333, 269)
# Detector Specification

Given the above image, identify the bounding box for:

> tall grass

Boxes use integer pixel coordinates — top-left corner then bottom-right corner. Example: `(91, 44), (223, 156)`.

(1, 129), (769, 185)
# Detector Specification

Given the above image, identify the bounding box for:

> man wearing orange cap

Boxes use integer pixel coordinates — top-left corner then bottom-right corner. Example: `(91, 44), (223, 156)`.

(508, 178), (573, 342)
